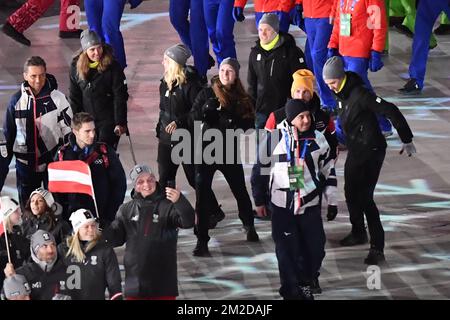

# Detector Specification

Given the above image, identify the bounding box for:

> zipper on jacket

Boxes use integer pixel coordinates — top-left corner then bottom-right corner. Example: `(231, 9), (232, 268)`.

(30, 90), (39, 171)
(270, 60), (275, 77)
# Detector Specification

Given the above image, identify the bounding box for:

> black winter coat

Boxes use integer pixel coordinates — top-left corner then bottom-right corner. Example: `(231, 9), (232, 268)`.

(248, 32), (307, 117)
(58, 240), (122, 300)
(55, 133), (127, 224)
(334, 72), (413, 162)
(189, 83), (255, 163)
(22, 212), (71, 245)
(69, 57), (128, 130)
(0, 226), (30, 288)
(16, 256), (68, 300)
(103, 185), (194, 298)
(157, 66), (203, 145)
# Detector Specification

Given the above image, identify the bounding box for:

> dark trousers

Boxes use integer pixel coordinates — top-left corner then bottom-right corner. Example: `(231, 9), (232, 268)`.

(16, 161), (48, 209)
(97, 123), (120, 150)
(196, 163), (254, 242)
(344, 149), (386, 250)
(271, 204), (326, 299)
(157, 142), (196, 189)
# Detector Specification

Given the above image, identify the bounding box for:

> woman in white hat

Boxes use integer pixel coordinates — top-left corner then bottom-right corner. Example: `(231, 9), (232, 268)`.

(0, 196), (30, 291)
(22, 188), (71, 245)
(58, 209), (122, 300)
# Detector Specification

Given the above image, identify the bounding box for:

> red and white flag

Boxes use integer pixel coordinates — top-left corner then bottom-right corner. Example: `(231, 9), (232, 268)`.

(48, 160), (93, 196)
(0, 220), (4, 237)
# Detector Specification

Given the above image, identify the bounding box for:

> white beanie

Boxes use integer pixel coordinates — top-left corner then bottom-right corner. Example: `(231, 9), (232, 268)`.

(29, 188), (55, 208)
(69, 209), (96, 234)
(0, 196), (19, 218)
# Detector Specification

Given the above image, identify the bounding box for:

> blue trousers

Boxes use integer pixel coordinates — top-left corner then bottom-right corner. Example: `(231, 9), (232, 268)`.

(271, 204), (326, 299)
(305, 17), (335, 110)
(203, 0), (236, 66)
(409, 0), (450, 89)
(169, 0), (210, 76)
(85, 0), (127, 69)
(343, 56), (392, 133)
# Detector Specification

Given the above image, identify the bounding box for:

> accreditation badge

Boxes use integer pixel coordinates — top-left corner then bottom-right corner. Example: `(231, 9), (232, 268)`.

(288, 165), (304, 191)
(340, 13), (351, 37)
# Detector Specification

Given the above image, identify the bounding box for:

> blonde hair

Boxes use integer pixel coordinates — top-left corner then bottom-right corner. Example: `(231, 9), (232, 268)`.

(4, 215), (14, 233)
(75, 44), (114, 81)
(163, 56), (186, 91)
(66, 228), (101, 263)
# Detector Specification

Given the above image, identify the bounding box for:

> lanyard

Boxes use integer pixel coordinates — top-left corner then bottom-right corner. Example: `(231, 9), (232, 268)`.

(340, 0), (359, 12)
(284, 128), (308, 163)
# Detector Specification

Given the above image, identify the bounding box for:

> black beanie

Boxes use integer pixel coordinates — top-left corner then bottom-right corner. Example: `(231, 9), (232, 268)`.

(285, 99), (310, 123)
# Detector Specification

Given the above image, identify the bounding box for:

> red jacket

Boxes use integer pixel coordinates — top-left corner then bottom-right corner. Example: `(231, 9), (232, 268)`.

(295, 0), (334, 19)
(234, 0), (295, 13)
(328, 0), (387, 58)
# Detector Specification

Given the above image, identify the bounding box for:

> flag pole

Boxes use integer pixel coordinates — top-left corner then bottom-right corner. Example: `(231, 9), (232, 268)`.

(87, 165), (100, 219)
(3, 216), (12, 264)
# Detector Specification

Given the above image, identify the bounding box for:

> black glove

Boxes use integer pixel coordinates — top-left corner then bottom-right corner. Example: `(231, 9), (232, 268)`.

(327, 205), (338, 221)
(202, 98), (220, 124)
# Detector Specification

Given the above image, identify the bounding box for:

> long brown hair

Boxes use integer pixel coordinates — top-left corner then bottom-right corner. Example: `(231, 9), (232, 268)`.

(24, 197), (57, 230)
(211, 75), (255, 120)
(75, 44), (114, 81)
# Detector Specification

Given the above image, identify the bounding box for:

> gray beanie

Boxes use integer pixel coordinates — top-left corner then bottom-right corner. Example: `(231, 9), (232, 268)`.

(31, 230), (56, 255)
(130, 164), (154, 185)
(220, 57), (240, 77)
(259, 13), (280, 33)
(164, 43), (192, 66)
(323, 56), (345, 80)
(3, 274), (31, 299)
(80, 29), (102, 51)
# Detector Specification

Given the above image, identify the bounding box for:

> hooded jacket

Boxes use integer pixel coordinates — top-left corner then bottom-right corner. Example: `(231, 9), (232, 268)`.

(0, 74), (72, 189)
(16, 252), (68, 300)
(103, 185), (194, 298)
(22, 208), (71, 245)
(333, 72), (413, 162)
(248, 32), (307, 117)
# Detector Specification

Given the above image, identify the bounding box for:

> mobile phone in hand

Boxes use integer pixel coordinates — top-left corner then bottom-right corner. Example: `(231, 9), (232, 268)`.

(167, 180), (176, 189)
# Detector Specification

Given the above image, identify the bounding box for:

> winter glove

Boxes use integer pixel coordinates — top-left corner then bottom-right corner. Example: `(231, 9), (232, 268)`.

(399, 141), (417, 157)
(202, 98), (220, 124)
(292, 4), (304, 27)
(128, 0), (143, 9)
(327, 205), (338, 221)
(277, 11), (291, 33)
(327, 48), (339, 59)
(232, 6), (245, 22)
(369, 50), (384, 72)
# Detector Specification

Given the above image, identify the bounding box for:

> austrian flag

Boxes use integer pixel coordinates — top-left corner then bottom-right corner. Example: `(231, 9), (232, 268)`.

(48, 160), (94, 196)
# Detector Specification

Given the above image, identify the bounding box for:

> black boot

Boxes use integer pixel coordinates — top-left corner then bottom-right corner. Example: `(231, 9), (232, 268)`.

(193, 240), (211, 257)
(208, 206), (225, 229)
(310, 277), (322, 294)
(339, 231), (368, 246)
(245, 225), (259, 242)
(299, 286), (314, 300)
(2, 22), (30, 46)
(364, 248), (386, 265)
(434, 24), (450, 35)
(59, 29), (83, 39)
(398, 78), (422, 95)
